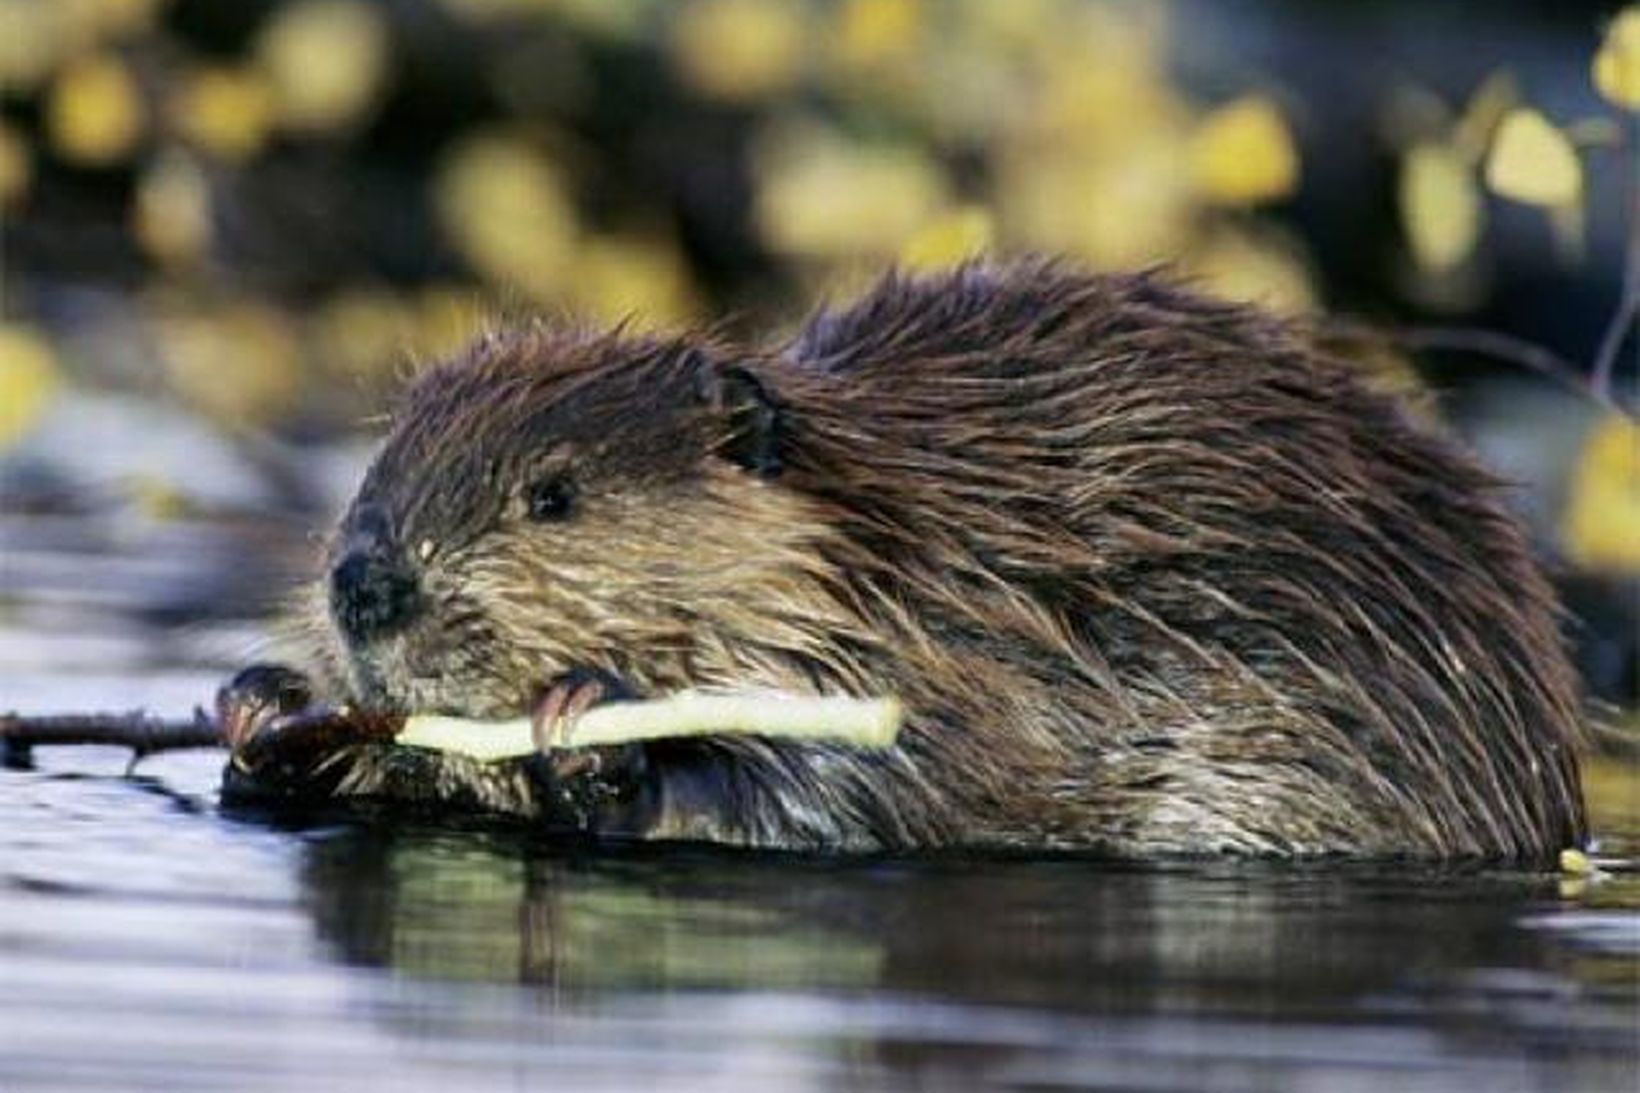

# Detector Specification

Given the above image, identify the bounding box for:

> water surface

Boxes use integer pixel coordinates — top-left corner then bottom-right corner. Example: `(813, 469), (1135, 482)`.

(2, 517), (1636, 1092)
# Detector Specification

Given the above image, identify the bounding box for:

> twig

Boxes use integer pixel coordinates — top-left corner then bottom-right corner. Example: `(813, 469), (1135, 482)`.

(1329, 319), (1637, 419)
(1592, 295), (1638, 395)
(1396, 326), (1631, 414)
(398, 691), (905, 763)
(1591, 114), (1640, 400)
(0, 709), (223, 768)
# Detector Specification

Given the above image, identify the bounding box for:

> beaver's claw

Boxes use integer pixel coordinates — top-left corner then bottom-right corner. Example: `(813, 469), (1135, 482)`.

(527, 668), (653, 834)
(530, 666), (635, 748)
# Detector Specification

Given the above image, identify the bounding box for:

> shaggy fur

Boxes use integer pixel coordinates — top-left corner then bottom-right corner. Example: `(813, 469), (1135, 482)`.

(264, 261), (1585, 858)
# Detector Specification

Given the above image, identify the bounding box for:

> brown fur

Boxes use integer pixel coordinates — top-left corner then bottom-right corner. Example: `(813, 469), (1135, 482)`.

(282, 260), (1585, 858)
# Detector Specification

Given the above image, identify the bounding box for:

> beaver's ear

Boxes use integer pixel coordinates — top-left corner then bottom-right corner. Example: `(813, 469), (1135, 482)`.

(690, 350), (783, 478)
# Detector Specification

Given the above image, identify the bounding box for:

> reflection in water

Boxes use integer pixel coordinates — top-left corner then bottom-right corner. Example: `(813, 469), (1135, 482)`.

(306, 834), (885, 991)
(291, 823), (1640, 1089)
(1, 749), (1637, 1090)
(303, 826), (1542, 1006)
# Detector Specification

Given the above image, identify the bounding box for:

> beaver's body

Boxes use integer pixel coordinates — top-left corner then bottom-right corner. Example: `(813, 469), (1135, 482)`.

(234, 262), (1585, 857)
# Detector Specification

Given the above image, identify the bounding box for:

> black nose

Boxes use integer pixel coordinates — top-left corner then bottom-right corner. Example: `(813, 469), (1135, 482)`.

(330, 548), (422, 645)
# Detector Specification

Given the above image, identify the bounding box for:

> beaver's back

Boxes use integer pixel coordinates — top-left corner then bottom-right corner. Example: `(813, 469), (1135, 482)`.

(773, 263), (1583, 857)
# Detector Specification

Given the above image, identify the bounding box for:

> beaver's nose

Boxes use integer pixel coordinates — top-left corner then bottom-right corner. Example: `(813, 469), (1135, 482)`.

(330, 547), (422, 646)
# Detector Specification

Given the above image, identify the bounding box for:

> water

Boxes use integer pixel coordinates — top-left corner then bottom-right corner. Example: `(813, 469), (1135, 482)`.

(2, 517), (1637, 1092)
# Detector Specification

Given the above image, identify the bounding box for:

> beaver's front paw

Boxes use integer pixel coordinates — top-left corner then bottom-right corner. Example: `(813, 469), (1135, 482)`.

(217, 664), (314, 752)
(217, 663), (387, 799)
(527, 669), (655, 835)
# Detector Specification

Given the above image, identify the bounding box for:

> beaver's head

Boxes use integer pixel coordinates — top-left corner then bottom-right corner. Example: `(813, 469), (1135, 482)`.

(311, 326), (859, 718)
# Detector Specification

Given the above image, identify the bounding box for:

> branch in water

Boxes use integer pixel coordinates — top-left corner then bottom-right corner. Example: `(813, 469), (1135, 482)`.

(1397, 327), (1627, 411)
(0, 709), (223, 768)
(1329, 319), (1637, 419)
(1592, 114), (1640, 407)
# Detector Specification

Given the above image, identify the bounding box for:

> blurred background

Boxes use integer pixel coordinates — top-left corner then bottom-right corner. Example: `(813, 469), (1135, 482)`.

(0, 0), (1635, 729)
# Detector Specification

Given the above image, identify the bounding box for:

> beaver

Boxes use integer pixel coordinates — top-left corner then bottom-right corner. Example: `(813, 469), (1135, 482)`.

(222, 260), (1586, 858)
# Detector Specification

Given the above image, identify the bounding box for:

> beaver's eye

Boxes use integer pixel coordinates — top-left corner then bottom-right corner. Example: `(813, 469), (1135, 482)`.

(525, 475), (577, 522)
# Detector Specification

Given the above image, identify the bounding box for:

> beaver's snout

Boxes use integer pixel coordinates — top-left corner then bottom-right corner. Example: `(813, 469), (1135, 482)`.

(330, 512), (423, 646)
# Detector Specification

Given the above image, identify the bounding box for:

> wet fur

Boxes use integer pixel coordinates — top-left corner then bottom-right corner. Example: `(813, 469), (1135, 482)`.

(285, 260), (1585, 858)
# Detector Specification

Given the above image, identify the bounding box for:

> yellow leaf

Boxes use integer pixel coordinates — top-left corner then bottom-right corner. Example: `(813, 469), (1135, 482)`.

(1563, 414), (1640, 572)
(433, 132), (578, 302)
(0, 324), (62, 447)
(568, 234), (698, 329)
(1559, 848), (1594, 876)
(172, 65), (274, 162)
(1593, 7), (1640, 110)
(1028, 11), (1185, 154)
(1400, 142), (1482, 273)
(48, 52), (145, 165)
(956, 0), (1060, 53)
(0, 0), (167, 91)
(441, 0), (649, 39)
(124, 474), (192, 521)
(1188, 95), (1298, 206)
(54, 0), (167, 42)
(315, 286), (490, 382)
(1583, 755), (1640, 833)
(756, 127), (947, 258)
(899, 206), (993, 271)
(559, 0), (657, 40)
(671, 0), (807, 102)
(1452, 70), (1518, 163)
(157, 303), (302, 428)
(834, 0), (920, 70)
(413, 286), (487, 361)
(0, 0), (65, 91)
(132, 150), (211, 268)
(1182, 227), (1316, 313)
(76, 0), (168, 40)
(999, 137), (1191, 270)
(311, 288), (414, 381)
(1484, 108), (1582, 207)
(1331, 339), (1431, 412)
(0, 118), (30, 206)
(256, 0), (389, 134)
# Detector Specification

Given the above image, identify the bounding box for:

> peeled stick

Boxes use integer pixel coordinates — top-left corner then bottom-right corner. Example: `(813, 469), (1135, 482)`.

(397, 690), (903, 763)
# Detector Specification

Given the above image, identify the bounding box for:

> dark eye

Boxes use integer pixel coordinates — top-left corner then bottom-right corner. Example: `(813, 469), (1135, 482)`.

(526, 475), (577, 522)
